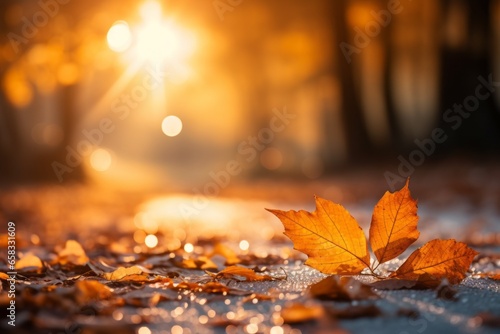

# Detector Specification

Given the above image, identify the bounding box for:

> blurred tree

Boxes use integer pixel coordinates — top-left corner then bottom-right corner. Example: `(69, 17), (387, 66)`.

(438, 0), (500, 153)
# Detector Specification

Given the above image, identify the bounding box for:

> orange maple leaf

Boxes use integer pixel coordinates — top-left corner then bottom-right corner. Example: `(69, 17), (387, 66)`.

(267, 179), (478, 286)
(369, 178), (419, 266)
(390, 239), (478, 284)
(266, 197), (370, 275)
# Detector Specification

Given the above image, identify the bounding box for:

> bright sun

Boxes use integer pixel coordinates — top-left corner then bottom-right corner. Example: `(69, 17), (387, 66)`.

(106, 0), (197, 68)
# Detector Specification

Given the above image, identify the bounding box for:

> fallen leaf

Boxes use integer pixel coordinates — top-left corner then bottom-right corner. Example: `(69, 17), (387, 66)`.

(281, 303), (324, 324)
(74, 280), (112, 305)
(103, 266), (149, 282)
(210, 243), (241, 265)
(238, 253), (286, 266)
(58, 240), (89, 266)
(267, 197), (370, 275)
(177, 256), (218, 270)
(436, 281), (458, 301)
(369, 178), (419, 265)
(0, 272), (9, 280)
(477, 273), (500, 280)
(198, 282), (233, 294)
(16, 253), (44, 271)
(267, 181), (478, 287)
(476, 312), (500, 328)
(309, 276), (378, 301)
(122, 287), (174, 307)
(326, 305), (381, 319)
(369, 277), (440, 290)
(391, 239), (478, 284)
(397, 308), (420, 319)
(209, 265), (281, 282)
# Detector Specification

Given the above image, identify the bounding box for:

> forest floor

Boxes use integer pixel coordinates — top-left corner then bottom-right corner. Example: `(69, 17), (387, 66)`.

(0, 157), (499, 334)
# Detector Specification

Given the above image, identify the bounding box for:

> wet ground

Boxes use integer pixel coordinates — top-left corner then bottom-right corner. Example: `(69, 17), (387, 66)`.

(0, 158), (499, 333)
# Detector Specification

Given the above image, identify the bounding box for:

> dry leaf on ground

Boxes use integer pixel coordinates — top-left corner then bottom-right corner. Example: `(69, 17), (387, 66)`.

(74, 280), (112, 305)
(309, 276), (378, 301)
(267, 197), (370, 275)
(391, 239), (478, 284)
(209, 265), (280, 282)
(268, 179), (478, 287)
(210, 243), (241, 265)
(16, 253), (43, 271)
(369, 178), (419, 265)
(325, 304), (381, 319)
(103, 266), (149, 282)
(281, 303), (324, 324)
(58, 240), (89, 266)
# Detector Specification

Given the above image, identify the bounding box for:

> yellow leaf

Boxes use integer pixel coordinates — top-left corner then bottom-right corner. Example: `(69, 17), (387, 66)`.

(210, 243), (241, 265)
(369, 178), (419, 264)
(103, 266), (149, 281)
(267, 196), (370, 275)
(16, 253), (43, 271)
(74, 280), (112, 305)
(391, 239), (478, 284)
(179, 256), (218, 270)
(281, 303), (324, 324)
(58, 240), (89, 266)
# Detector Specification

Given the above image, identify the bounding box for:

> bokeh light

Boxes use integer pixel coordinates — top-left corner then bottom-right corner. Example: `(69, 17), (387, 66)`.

(107, 21), (132, 53)
(239, 240), (249, 251)
(140, 0), (162, 21)
(90, 148), (112, 172)
(144, 234), (158, 248)
(184, 243), (194, 253)
(260, 147), (283, 170)
(301, 157), (324, 179)
(31, 123), (63, 147)
(137, 327), (151, 334)
(134, 1), (197, 67)
(161, 115), (183, 137)
(57, 63), (80, 86)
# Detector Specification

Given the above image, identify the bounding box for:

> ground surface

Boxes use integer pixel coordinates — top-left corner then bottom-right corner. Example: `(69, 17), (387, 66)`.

(1, 159), (499, 334)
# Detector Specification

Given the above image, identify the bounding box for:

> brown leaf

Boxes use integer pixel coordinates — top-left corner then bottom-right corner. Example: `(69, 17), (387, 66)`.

(397, 308), (420, 319)
(369, 179), (419, 264)
(436, 280), (458, 301)
(210, 265), (280, 282)
(391, 239), (478, 284)
(281, 303), (324, 324)
(476, 312), (500, 328)
(369, 276), (441, 290)
(267, 197), (370, 275)
(309, 276), (378, 301)
(326, 305), (381, 319)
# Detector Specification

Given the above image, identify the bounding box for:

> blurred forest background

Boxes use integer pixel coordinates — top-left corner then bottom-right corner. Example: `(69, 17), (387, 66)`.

(0, 0), (499, 190)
